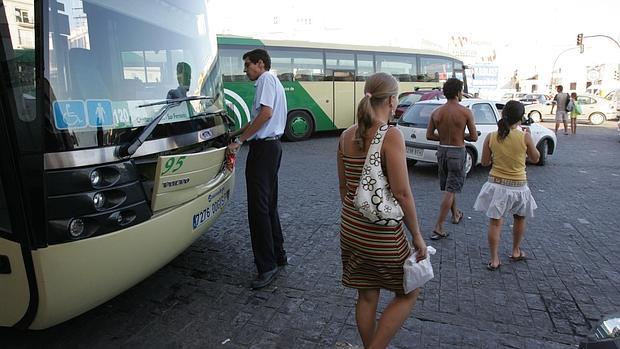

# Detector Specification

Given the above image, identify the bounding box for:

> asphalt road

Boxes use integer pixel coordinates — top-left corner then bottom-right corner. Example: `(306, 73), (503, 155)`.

(3, 120), (620, 349)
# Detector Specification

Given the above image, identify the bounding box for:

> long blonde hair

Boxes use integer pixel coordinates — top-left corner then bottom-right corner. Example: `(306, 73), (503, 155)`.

(355, 72), (398, 149)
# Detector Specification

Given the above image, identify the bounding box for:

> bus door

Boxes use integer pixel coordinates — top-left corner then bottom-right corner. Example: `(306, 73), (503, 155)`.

(330, 70), (356, 129)
(0, 97), (36, 329)
(0, 3), (39, 328)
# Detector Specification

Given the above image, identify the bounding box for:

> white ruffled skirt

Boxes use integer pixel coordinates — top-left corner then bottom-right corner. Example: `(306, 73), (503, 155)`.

(473, 180), (537, 219)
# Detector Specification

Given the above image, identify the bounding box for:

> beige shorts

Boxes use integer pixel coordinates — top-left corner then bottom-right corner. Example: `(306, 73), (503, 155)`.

(555, 111), (568, 122)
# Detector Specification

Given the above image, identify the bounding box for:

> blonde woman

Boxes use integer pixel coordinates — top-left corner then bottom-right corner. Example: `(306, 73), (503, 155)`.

(337, 72), (427, 349)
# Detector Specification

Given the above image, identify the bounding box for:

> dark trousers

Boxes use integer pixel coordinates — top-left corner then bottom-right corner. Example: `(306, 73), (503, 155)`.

(246, 140), (285, 274)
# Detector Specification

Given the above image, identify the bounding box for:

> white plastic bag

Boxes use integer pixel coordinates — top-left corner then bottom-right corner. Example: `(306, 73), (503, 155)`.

(403, 246), (436, 294)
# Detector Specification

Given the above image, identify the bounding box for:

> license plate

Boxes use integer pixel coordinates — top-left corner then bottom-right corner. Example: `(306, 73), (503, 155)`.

(406, 147), (424, 158)
(192, 188), (230, 230)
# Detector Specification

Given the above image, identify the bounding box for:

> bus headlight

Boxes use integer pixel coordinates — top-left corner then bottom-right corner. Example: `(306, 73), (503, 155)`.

(90, 169), (102, 186)
(68, 218), (85, 237)
(93, 192), (106, 209)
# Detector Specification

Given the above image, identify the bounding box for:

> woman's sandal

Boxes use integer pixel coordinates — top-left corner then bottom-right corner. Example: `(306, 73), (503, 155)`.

(430, 230), (450, 240)
(509, 250), (527, 262)
(486, 262), (501, 271)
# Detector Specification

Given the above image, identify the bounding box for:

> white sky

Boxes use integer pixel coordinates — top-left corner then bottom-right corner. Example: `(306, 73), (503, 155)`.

(209, 0), (620, 88)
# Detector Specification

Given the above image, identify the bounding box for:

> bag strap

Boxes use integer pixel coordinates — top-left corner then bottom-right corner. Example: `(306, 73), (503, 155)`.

(364, 124), (389, 161)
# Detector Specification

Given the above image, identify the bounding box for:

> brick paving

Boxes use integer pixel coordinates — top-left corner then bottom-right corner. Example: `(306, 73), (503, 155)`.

(3, 121), (620, 348)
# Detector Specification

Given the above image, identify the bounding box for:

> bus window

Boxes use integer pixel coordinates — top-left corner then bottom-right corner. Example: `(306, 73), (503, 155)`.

(1, 0), (36, 124)
(44, 0), (221, 152)
(356, 53), (375, 81)
(219, 47), (249, 82)
(270, 48), (324, 82)
(326, 52), (355, 81)
(376, 54), (417, 82)
(420, 56), (454, 82)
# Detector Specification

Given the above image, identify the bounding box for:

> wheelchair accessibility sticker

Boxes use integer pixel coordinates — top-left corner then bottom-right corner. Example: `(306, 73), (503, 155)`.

(53, 100), (87, 129)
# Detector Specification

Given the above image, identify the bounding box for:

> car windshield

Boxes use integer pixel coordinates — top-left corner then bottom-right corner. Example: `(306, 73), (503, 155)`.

(399, 103), (441, 126)
(398, 93), (422, 106)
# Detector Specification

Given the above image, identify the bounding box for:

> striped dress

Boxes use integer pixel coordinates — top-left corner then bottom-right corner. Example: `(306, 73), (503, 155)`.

(339, 152), (410, 294)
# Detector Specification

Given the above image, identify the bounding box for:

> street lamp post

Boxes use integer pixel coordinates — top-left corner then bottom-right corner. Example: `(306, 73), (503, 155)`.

(582, 34), (620, 49)
(549, 47), (579, 92)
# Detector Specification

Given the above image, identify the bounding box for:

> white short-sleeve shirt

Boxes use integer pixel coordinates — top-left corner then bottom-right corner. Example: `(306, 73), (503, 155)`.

(249, 71), (287, 140)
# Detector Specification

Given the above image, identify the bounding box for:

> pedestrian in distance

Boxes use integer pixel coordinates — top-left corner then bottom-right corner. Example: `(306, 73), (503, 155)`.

(474, 100), (540, 271)
(227, 49), (288, 290)
(426, 78), (478, 240)
(569, 92), (581, 135)
(337, 72), (427, 349)
(552, 85), (571, 135)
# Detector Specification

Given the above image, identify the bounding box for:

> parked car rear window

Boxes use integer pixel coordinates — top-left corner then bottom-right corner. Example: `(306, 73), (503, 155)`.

(399, 103), (440, 126)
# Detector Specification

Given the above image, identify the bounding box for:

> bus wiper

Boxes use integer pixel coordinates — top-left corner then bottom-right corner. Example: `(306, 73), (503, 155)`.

(117, 95), (212, 158)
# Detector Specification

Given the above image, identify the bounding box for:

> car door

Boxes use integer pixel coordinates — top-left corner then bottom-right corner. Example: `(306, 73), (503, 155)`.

(469, 102), (498, 164)
(577, 95), (594, 120)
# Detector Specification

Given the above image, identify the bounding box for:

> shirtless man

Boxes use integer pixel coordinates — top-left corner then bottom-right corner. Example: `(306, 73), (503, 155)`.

(426, 78), (478, 240)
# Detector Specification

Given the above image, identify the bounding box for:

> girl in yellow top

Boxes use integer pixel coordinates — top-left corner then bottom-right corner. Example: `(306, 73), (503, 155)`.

(474, 101), (540, 271)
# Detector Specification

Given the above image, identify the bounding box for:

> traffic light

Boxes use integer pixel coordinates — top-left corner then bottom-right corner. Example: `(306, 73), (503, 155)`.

(615, 71), (620, 81)
(577, 33), (583, 46)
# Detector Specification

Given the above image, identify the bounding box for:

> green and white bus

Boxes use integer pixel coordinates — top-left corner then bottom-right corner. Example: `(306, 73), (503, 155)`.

(218, 35), (468, 141)
(0, 0), (234, 329)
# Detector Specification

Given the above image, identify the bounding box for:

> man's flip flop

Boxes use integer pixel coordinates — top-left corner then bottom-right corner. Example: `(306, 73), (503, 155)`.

(451, 210), (463, 224)
(509, 250), (527, 261)
(430, 231), (449, 240)
(487, 262), (501, 271)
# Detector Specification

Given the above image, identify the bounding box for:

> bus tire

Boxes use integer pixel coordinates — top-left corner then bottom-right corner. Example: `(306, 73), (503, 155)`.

(284, 110), (313, 141)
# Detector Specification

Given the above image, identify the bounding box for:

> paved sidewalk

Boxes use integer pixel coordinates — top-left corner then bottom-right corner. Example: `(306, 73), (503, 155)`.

(3, 122), (620, 348)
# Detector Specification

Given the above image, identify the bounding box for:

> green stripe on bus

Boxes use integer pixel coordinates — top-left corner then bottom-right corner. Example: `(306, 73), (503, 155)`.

(223, 80), (336, 132)
(217, 36), (264, 46)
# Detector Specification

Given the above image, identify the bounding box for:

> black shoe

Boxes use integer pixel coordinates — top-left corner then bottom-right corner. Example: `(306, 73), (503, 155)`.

(251, 268), (279, 290)
(277, 256), (290, 269)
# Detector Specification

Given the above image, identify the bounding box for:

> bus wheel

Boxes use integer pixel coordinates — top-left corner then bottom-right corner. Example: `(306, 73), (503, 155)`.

(284, 110), (313, 141)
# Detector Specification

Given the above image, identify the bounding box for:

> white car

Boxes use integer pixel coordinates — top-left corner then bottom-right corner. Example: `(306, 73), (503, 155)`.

(396, 99), (558, 174)
(500, 92), (527, 103)
(524, 93), (616, 124)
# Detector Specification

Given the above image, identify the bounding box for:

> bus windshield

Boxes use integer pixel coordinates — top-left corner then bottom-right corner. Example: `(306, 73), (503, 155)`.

(45, 0), (222, 151)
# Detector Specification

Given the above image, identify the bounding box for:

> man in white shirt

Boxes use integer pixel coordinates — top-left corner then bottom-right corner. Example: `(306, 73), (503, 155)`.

(227, 49), (287, 289)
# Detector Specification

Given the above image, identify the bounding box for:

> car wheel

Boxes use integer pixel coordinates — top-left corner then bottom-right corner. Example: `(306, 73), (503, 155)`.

(284, 110), (314, 141)
(465, 147), (475, 175)
(589, 112), (605, 125)
(529, 110), (542, 122)
(536, 140), (548, 166)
